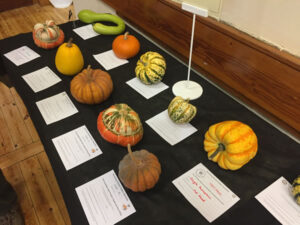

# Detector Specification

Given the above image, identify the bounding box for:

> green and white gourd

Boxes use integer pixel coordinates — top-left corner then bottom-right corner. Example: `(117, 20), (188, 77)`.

(292, 175), (300, 205)
(135, 51), (166, 85)
(168, 96), (197, 124)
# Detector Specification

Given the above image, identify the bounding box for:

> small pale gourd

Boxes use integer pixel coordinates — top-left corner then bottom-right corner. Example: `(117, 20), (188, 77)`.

(118, 144), (161, 192)
(168, 96), (197, 124)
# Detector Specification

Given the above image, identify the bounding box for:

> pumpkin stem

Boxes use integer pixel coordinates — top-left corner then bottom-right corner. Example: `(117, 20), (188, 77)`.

(86, 65), (92, 79)
(208, 143), (226, 160)
(66, 38), (73, 47)
(124, 32), (129, 40)
(127, 144), (140, 165)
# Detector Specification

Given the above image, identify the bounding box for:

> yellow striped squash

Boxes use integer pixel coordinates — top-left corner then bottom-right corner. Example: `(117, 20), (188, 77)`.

(204, 121), (258, 170)
(292, 176), (300, 205)
(135, 51), (166, 85)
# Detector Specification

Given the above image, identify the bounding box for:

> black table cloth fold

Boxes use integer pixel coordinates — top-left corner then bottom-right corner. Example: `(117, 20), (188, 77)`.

(0, 21), (299, 225)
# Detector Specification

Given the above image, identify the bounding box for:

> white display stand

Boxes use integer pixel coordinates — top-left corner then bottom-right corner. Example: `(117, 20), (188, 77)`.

(49, 0), (73, 8)
(172, 3), (208, 100)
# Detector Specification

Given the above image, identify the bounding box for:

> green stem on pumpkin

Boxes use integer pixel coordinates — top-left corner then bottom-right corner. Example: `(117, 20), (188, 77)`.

(208, 143), (226, 160)
(66, 38), (73, 47)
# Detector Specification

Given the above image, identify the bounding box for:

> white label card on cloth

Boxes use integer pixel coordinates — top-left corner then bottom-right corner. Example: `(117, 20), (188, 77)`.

(52, 125), (102, 170)
(76, 170), (136, 225)
(73, 24), (100, 40)
(126, 77), (169, 99)
(22, 67), (61, 93)
(146, 110), (197, 146)
(173, 163), (240, 223)
(93, 50), (129, 70)
(4, 46), (40, 66)
(36, 92), (78, 125)
(255, 176), (300, 225)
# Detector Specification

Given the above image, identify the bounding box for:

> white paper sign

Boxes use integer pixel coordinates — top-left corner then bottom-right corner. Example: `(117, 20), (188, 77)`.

(73, 24), (100, 40)
(146, 110), (197, 145)
(93, 50), (129, 70)
(52, 125), (102, 170)
(22, 67), (61, 92)
(255, 177), (300, 225)
(76, 170), (136, 225)
(173, 163), (240, 223)
(36, 92), (78, 125)
(4, 46), (40, 66)
(126, 77), (169, 99)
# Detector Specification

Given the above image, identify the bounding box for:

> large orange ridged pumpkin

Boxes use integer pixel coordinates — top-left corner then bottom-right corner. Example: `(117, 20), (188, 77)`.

(97, 104), (143, 147)
(204, 121), (258, 170)
(70, 65), (113, 104)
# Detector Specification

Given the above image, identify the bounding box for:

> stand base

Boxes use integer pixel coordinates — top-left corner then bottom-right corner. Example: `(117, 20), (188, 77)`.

(172, 80), (203, 100)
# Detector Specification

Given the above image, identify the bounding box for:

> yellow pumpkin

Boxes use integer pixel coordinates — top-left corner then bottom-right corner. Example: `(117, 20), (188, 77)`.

(204, 121), (258, 170)
(55, 38), (84, 76)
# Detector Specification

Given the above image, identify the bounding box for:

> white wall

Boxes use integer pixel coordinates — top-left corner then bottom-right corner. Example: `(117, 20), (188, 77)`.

(220, 0), (300, 57)
(173, 0), (300, 58)
(72, 0), (115, 16)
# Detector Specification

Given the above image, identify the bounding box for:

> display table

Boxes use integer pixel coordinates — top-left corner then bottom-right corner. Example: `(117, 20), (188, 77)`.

(0, 21), (299, 225)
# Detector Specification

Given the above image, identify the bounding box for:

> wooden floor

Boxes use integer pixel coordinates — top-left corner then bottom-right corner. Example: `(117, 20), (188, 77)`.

(0, 3), (74, 225)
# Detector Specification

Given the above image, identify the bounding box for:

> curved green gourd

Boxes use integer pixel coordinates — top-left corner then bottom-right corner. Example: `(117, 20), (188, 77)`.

(78, 9), (125, 35)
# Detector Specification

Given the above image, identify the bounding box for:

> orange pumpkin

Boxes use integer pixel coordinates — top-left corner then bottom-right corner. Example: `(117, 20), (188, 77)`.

(112, 32), (140, 59)
(97, 104), (143, 147)
(119, 144), (161, 192)
(70, 65), (113, 104)
(204, 121), (258, 170)
(33, 20), (64, 49)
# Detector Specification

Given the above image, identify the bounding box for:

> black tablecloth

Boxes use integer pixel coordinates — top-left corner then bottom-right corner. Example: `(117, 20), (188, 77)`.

(0, 21), (299, 225)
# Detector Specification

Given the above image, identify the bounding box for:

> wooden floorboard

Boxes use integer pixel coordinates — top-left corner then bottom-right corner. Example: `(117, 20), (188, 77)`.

(0, 3), (73, 225)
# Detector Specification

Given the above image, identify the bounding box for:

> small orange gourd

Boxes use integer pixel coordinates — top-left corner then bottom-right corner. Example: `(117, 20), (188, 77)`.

(204, 121), (258, 170)
(118, 144), (161, 192)
(112, 32), (140, 59)
(70, 65), (113, 104)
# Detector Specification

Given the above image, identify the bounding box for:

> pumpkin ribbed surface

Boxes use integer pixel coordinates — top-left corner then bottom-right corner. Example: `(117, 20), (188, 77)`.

(204, 121), (258, 170)
(70, 66), (113, 104)
(292, 176), (300, 205)
(33, 20), (64, 49)
(97, 104), (143, 147)
(119, 145), (161, 192)
(135, 51), (166, 85)
(168, 96), (197, 124)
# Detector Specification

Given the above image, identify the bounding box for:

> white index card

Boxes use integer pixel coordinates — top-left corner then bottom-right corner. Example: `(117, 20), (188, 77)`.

(76, 170), (136, 225)
(146, 110), (197, 145)
(22, 67), (61, 92)
(93, 50), (129, 70)
(256, 176), (300, 225)
(126, 77), (169, 99)
(73, 24), (100, 40)
(52, 125), (102, 170)
(4, 46), (40, 66)
(173, 163), (240, 223)
(36, 92), (78, 125)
